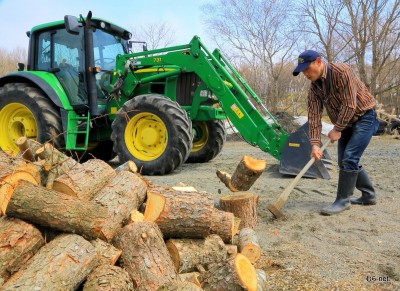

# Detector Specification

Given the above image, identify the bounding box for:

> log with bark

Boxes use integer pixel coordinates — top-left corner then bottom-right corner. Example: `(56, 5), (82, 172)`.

(238, 228), (261, 263)
(113, 221), (178, 291)
(35, 143), (81, 189)
(256, 269), (267, 291)
(52, 158), (116, 200)
(157, 280), (203, 291)
(209, 209), (235, 244)
(92, 170), (147, 237)
(91, 239), (122, 266)
(199, 253), (257, 291)
(178, 272), (201, 287)
(1, 234), (98, 290)
(144, 188), (214, 239)
(6, 180), (117, 241)
(83, 265), (134, 291)
(226, 244), (238, 258)
(0, 152), (41, 215)
(16, 136), (35, 162)
(166, 234), (227, 273)
(0, 217), (44, 284)
(220, 193), (259, 230)
(216, 156), (267, 192)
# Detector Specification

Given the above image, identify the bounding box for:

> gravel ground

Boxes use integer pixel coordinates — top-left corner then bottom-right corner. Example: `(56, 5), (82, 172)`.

(146, 135), (400, 290)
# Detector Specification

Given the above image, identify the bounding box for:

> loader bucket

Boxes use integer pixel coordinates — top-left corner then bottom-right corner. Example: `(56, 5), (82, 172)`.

(279, 122), (332, 179)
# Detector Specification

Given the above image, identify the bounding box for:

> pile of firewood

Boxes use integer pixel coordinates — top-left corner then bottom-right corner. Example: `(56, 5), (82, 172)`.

(0, 137), (267, 290)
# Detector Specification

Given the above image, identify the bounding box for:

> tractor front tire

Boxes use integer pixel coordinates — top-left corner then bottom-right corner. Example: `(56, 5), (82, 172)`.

(0, 83), (63, 155)
(186, 120), (226, 163)
(111, 94), (192, 175)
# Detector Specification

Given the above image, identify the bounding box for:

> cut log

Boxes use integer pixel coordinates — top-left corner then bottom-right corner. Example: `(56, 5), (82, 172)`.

(131, 209), (144, 222)
(233, 217), (242, 235)
(226, 244), (238, 258)
(166, 234), (227, 273)
(178, 272), (201, 287)
(6, 180), (116, 241)
(15, 138), (42, 161)
(0, 217), (44, 283)
(83, 265), (134, 291)
(115, 160), (138, 173)
(217, 156), (267, 192)
(16, 137), (35, 162)
(238, 228), (261, 263)
(35, 143), (81, 189)
(209, 209), (235, 244)
(256, 269), (267, 291)
(92, 170), (147, 238)
(1, 234), (98, 290)
(52, 158), (116, 200)
(0, 154), (41, 215)
(220, 193), (259, 230)
(91, 239), (122, 266)
(113, 221), (177, 291)
(199, 253), (257, 291)
(157, 280), (203, 291)
(144, 188), (215, 239)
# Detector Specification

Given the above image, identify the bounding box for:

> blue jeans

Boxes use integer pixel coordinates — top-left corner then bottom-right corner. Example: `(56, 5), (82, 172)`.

(337, 109), (379, 171)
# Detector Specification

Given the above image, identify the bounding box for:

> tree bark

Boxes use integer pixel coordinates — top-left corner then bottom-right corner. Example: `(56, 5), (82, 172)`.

(92, 170), (147, 238)
(91, 239), (122, 266)
(238, 228), (261, 263)
(166, 234), (227, 273)
(157, 280), (203, 291)
(217, 156), (267, 192)
(178, 272), (201, 287)
(220, 193), (259, 230)
(83, 265), (134, 291)
(209, 209), (235, 244)
(6, 180), (116, 241)
(0, 217), (44, 284)
(52, 158), (115, 200)
(199, 253), (257, 291)
(144, 188), (215, 239)
(1, 234), (98, 290)
(113, 221), (177, 291)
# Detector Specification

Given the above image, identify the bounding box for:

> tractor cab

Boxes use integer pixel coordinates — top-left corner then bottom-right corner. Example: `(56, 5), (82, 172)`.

(28, 13), (131, 115)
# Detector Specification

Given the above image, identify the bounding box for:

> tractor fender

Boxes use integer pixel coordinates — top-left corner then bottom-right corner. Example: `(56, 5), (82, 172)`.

(0, 72), (73, 110)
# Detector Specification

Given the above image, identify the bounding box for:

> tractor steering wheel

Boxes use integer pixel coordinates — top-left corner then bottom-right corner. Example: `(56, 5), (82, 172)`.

(94, 58), (115, 69)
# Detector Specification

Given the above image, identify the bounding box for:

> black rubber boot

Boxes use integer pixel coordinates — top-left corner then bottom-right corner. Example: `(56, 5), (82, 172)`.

(351, 167), (377, 205)
(321, 169), (358, 216)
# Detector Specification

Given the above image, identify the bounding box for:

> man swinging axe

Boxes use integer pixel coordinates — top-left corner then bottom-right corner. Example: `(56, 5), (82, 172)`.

(292, 50), (379, 215)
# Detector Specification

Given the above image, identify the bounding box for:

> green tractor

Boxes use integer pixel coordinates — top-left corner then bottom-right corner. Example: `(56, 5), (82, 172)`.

(0, 12), (331, 178)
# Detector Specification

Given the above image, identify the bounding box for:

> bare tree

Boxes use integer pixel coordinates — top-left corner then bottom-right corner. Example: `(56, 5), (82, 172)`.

(129, 22), (176, 51)
(201, 0), (298, 113)
(0, 47), (27, 76)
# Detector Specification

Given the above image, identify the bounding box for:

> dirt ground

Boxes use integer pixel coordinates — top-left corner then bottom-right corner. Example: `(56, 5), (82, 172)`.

(146, 135), (400, 290)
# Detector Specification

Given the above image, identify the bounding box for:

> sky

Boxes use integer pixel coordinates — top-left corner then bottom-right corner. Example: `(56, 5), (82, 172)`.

(0, 0), (215, 51)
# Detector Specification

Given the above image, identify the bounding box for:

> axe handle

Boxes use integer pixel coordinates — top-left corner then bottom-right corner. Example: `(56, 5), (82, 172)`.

(274, 140), (331, 210)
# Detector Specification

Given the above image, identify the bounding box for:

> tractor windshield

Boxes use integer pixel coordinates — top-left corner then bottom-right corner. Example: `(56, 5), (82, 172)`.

(93, 28), (127, 70)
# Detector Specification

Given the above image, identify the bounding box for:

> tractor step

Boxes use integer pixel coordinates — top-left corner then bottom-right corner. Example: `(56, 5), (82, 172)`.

(65, 111), (90, 150)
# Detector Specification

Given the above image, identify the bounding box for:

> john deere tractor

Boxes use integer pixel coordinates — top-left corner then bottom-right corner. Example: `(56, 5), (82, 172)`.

(0, 12), (331, 178)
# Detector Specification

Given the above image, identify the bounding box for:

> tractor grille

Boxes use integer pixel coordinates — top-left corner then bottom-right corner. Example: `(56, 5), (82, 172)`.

(176, 72), (202, 106)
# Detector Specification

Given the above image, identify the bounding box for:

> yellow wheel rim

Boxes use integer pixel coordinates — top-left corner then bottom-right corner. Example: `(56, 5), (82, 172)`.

(0, 103), (37, 155)
(192, 121), (209, 152)
(124, 112), (168, 161)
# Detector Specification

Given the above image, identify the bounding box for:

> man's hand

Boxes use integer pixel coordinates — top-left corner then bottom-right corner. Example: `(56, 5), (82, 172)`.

(328, 128), (341, 143)
(311, 145), (323, 160)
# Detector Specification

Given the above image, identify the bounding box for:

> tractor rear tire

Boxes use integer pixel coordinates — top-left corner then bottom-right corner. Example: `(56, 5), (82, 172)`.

(111, 94), (192, 175)
(0, 83), (63, 155)
(186, 120), (226, 163)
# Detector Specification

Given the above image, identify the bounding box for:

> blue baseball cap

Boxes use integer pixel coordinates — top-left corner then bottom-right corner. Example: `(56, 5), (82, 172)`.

(292, 50), (321, 76)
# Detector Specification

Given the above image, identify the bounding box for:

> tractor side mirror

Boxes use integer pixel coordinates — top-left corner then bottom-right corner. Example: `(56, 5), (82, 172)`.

(64, 15), (81, 35)
(17, 63), (25, 71)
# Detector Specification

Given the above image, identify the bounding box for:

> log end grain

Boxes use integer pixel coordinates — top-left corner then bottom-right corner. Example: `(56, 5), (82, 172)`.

(235, 253), (258, 291)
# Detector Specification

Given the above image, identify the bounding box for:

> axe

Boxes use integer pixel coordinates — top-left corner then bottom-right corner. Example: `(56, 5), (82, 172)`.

(267, 140), (331, 219)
